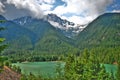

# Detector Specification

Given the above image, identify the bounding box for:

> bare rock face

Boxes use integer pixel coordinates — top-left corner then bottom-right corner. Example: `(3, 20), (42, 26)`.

(0, 66), (21, 80)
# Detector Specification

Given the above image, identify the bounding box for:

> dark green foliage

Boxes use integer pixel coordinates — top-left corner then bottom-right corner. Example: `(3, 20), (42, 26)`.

(4, 60), (10, 66)
(12, 65), (21, 73)
(0, 57), (6, 70)
(91, 47), (120, 64)
(64, 49), (116, 80)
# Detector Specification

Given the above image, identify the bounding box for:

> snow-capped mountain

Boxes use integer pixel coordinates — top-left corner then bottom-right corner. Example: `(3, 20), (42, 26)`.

(46, 14), (86, 34)
(13, 14), (87, 38)
(46, 14), (75, 29)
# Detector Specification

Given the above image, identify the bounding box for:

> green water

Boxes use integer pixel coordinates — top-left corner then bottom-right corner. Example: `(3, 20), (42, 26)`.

(104, 64), (117, 77)
(12, 62), (65, 77)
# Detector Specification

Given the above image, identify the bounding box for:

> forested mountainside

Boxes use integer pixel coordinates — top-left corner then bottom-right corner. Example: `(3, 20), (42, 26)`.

(76, 13), (120, 49)
(0, 15), (76, 56)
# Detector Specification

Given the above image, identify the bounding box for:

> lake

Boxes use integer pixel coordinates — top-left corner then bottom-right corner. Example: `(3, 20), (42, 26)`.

(12, 62), (117, 77)
(12, 62), (65, 77)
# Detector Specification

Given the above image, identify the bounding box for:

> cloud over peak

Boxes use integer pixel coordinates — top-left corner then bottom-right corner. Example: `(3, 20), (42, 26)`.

(0, 0), (118, 24)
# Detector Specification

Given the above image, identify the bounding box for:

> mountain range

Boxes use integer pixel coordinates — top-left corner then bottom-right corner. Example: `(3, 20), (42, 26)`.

(0, 14), (77, 54)
(0, 13), (120, 55)
(13, 14), (86, 38)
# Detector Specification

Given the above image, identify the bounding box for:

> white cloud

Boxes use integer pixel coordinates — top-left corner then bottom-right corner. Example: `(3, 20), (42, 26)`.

(6, 0), (44, 19)
(35, 0), (55, 4)
(0, 0), (56, 19)
(61, 15), (96, 24)
(40, 3), (53, 11)
(112, 10), (120, 13)
(50, 5), (68, 15)
(43, 0), (55, 4)
(0, 1), (5, 14)
(49, 0), (113, 24)
(35, 0), (55, 11)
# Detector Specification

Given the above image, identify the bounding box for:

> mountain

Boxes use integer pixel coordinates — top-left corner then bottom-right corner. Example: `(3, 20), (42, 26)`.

(46, 14), (75, 29)
(0, 15), (76, 54)
(46, 14), (86, 37)
(76, 13), (120, 49)
(13, 14), (86, 38)
(13, 16), (74, 43)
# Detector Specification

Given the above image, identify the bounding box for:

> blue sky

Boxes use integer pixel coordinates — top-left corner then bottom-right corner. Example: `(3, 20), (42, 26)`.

(0, 0), (120, 24)
(107, 0), (120, 11)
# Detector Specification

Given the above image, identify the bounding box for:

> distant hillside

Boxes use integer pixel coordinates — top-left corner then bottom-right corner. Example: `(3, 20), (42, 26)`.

(76, 13), (120, 49)
(0, 15), (76, 54)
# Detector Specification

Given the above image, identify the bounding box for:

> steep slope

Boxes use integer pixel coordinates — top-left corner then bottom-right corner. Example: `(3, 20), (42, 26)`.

(0, 15), (76, 54)
(76, 13), (120, 49)
(34, 27), (76, 54)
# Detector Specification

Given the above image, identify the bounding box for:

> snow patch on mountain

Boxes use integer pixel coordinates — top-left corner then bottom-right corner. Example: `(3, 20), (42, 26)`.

(48, 20), (65, 30)
(13, 16), (33, 25)
(46, 14), (87, 34)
